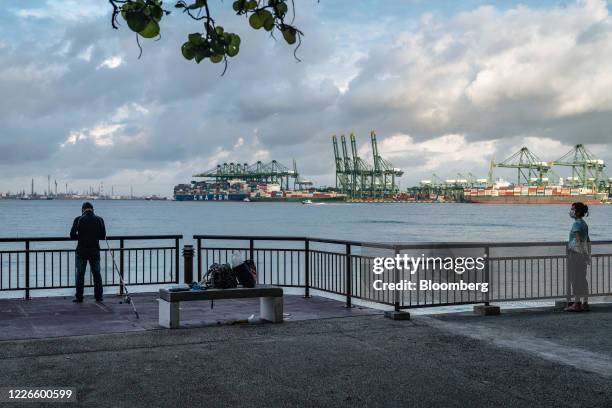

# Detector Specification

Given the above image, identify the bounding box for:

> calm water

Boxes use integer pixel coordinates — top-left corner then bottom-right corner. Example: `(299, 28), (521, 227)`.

(1, 199), (611, 243)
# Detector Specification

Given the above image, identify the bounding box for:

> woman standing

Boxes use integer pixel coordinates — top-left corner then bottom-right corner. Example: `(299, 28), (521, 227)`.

(565, 202), (591, 312)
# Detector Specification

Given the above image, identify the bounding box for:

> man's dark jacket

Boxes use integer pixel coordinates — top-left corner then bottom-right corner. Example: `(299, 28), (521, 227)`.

(70, 211), (106, 256)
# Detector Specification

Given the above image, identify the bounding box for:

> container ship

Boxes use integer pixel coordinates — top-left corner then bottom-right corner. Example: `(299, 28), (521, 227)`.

(464, 185), (607, 204)
(250, 191), (346, 202)
(174, 193), (249, 201)
(173, 180), (346, 202)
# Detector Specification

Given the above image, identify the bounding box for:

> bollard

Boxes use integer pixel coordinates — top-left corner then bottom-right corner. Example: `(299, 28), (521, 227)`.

(183, 245), (194, 284)
(473, 304), (500, 316)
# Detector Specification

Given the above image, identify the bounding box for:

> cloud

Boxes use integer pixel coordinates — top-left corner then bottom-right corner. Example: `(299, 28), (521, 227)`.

(12, 0), (106, 21)
(341, 0), (612, 143)
(97, 56), (123, 69)
(357, 133), (496, 176)
(1, 0), (612, 194)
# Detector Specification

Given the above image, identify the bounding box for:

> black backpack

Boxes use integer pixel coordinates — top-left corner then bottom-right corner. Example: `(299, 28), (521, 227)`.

(204, 263), (237, 289)
(233, 260), (257, 288)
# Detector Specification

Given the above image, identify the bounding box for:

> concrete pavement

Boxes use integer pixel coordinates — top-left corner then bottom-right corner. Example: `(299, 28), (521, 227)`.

(1, 303), (612, 407)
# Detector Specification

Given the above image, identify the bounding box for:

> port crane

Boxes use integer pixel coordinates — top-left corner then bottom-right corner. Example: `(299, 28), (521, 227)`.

(293, 159), (313, 190)
(491, 147), (557, 186)
(349, 133), (374, 198)
(332, 135), (351, 193)
(331, 132), (403, 199)
(371, 131), (404, 197)
(342, 135), (358, 197)
(194, 159), (298, 190)
(410, 144), (611, 198)
(552, 144), (608, 189)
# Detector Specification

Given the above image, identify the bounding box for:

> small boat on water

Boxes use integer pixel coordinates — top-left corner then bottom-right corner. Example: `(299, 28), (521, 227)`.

(302, 199), (328, 205)
(243, 198), (251, 202)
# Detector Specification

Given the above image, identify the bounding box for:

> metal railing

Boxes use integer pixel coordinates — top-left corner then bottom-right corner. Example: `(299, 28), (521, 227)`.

(3, 234), (610, 309)
(194, 235), (612, 310)
(0, 235), (182, 298)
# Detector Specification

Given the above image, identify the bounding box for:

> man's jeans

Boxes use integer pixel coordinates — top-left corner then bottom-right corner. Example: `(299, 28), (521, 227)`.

(75, 251), (103, 301)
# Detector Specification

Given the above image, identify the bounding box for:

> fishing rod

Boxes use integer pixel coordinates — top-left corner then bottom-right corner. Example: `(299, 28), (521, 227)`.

(105, 239), (140, 319)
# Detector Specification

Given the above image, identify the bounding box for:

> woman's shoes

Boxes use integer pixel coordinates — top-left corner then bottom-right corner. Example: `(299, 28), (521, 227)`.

(564, 302), (583, 312)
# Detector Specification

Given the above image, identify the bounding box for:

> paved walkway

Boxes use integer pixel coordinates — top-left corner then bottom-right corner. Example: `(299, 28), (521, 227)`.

(0, 293), (377, 341)
(1, 299), (612, 407)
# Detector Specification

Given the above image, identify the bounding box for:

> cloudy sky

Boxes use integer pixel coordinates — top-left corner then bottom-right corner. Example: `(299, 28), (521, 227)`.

(1, 0), (612, 196)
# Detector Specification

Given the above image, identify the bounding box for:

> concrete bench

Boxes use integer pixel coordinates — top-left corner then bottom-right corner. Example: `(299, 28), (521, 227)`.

(158, 285), (283, 328)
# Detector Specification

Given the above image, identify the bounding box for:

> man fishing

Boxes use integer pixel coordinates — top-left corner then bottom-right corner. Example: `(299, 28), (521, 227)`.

(70, 202), (106, 303)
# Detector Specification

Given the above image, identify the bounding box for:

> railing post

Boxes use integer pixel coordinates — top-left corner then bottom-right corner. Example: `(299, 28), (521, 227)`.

(183, 245), (194, 284)
(394, 246), (400, 312)
(25, 240), (30, 300)
(304, 239), (310, 298)
(345, 243), (352, 308)
(197, 238), (202, 281)
(174, 238), (180, 284)
(565, 245), (571, 305)
(119, 239), (125, 295)
(484, 246), (490, 306)
(249, 239), (254, 261)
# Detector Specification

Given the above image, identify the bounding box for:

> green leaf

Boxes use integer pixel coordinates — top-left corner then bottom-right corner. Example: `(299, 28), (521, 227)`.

(263, 19), (274, 31)
(125, 11), (149, 33)
(188, 33), (202, 44)
(139, 20), (160, 38)
(227, 44), (239, 57)
(150, 5), (164, 22)
(194, 49), (206, 63)
(181, 43), (195, 60)
(215, 26), (224, 36)
(249, 13), (263, 29)
(121, 3), (134, 20)
(281, 27), (296, 44)
(260, 10), (274, 31)
(211, 42), (225, 55)
(210, 54), (224, 63)
(230, 34), (241, 47)
(250, 10), (273, 31)
(195, 46), (211, 62)
(275, 2), (288, 16)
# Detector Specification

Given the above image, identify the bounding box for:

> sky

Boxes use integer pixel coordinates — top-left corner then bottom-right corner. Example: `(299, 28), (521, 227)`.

(1, 0), (612, 196)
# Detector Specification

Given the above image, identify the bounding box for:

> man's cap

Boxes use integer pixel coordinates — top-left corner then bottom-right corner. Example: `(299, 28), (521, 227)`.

(82, 202), (94, 210)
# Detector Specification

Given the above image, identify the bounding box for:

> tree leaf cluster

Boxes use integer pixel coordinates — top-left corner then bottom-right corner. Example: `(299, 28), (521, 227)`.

(110, 0), (304, 72)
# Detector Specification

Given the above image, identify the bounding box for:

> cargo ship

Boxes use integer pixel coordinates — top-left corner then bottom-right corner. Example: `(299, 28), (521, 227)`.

(174, 193), (249, 201)
(249, 194), (346, 203)
(464, 185), (608, 204)
(173, 181), (347, 202)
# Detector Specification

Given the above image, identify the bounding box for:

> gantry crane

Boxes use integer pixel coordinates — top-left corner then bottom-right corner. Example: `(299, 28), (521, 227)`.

(491, 147), (556, 186)
(349, 133), (374, 198)
(331, 132), (403, 198)
(293, 159), (313, 190)
(194, 159), (297, 190)
(332, 135), (350, 193)
(552, 144), (607, 190)
(371, 131), (403, 197)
